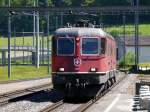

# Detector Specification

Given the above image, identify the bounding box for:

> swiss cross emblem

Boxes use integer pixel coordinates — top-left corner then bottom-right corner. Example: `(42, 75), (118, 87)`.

(74, 58), (81, 66)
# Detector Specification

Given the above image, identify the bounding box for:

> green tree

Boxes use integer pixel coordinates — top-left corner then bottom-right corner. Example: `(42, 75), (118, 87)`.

(11, 0), (21, 6)
(39, 0), (53, 6)
(82, 0), (95, 6)
(93, 0), (129, 6)
(47, 0), (53, 6)
(63, 0), (72, 6)
(72, 0), (82, 6)
(140, 0), (150, 6)
(11, 0), (53, 6)
(0, 0), (6, 6)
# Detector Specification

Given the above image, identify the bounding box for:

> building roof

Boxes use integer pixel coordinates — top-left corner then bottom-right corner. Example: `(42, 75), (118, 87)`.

(123, 36), (150, 46)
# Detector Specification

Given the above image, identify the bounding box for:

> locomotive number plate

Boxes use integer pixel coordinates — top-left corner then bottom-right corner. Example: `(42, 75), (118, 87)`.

(74, 58), (81, 66)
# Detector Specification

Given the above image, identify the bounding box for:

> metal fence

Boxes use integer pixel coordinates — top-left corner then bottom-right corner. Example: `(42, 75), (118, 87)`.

(0, 32), (51, 66)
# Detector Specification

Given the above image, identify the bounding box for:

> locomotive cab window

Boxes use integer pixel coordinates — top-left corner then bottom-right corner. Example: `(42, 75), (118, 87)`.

(82, 38), (99, 55)
(57, 37), (74, 55)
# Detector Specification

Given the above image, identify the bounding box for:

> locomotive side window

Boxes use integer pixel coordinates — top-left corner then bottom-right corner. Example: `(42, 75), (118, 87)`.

(57, 38), (74, 55)
(82, 38), (99, 55)
(101, 38), (106, 54)
(52, 37), (56, 54)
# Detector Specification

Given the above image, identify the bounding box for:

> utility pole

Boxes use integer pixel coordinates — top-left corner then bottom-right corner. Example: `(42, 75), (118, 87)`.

(123, 14), (126, 70)
(61, 12), (63, 27)
(36, 0), (40, 68)
(46, 0), (50, 75)
(55, 16), (58, 29)
(33, 0), (36, 47)
(14, 27), (16, 63)
(8, 0), (11, 78)
(134, 0), (139, 71)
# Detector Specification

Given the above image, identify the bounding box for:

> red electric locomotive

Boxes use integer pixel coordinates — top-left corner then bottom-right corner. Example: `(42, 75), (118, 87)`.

(52, 24), (117, 97)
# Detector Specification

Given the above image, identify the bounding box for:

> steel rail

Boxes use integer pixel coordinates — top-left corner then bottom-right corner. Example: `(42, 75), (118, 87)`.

(72, 75), (127, 112)
(0, 83), (52, 106)
(39, 100), (64, 112)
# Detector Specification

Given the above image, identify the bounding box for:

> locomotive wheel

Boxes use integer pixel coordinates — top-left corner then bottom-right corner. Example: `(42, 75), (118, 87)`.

(108, 79), (112, 87)
(109, 78), (113, 86)
(111, 77), (116, 84)
(113, 77), (116, 83)
(104, 81), (109, 90)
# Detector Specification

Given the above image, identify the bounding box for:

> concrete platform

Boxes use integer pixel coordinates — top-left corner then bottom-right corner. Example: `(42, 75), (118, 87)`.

(86, 74), (147, 112)
(0, 77), (51, 95)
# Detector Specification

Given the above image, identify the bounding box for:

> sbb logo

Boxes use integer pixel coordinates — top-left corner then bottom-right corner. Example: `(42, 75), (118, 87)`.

(74, 58), (81, 66)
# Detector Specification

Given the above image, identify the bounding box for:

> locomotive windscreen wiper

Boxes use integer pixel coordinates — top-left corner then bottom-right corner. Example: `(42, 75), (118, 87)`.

(65, 35), (74, 43)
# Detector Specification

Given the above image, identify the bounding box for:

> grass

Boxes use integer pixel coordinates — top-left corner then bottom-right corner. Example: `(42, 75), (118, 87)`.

(106, 24), (150, 36)
(139, 63), (150, 67)
(0, 36), (51, 48)
(0, 66), (50, 82)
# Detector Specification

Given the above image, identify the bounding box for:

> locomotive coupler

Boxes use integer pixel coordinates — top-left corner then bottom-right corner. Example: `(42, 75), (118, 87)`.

(75, 78), (88, 88)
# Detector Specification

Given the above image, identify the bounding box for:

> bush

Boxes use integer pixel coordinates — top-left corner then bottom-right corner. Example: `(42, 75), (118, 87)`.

(119, 52), (135, 68)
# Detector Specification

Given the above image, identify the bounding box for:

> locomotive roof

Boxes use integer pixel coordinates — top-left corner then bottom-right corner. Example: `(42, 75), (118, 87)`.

(55, 27), (114, 40)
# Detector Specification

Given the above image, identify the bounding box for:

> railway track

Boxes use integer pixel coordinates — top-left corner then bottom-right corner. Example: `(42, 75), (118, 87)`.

(0, 83), (52, 106)
(72, 75), (127, 112)
(39, 74), (127, 112)
(39, 100), (64, 112)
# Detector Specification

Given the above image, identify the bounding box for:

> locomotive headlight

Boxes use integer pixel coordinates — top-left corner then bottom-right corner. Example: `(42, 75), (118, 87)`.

(90, 68), (96, 72)
(76, 37), (80, 42)
(59, 68), (64, 72)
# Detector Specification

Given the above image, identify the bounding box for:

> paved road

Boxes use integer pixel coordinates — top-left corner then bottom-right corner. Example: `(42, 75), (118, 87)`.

(86, 74), (146, 112)
(0, 78), (51, 95)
